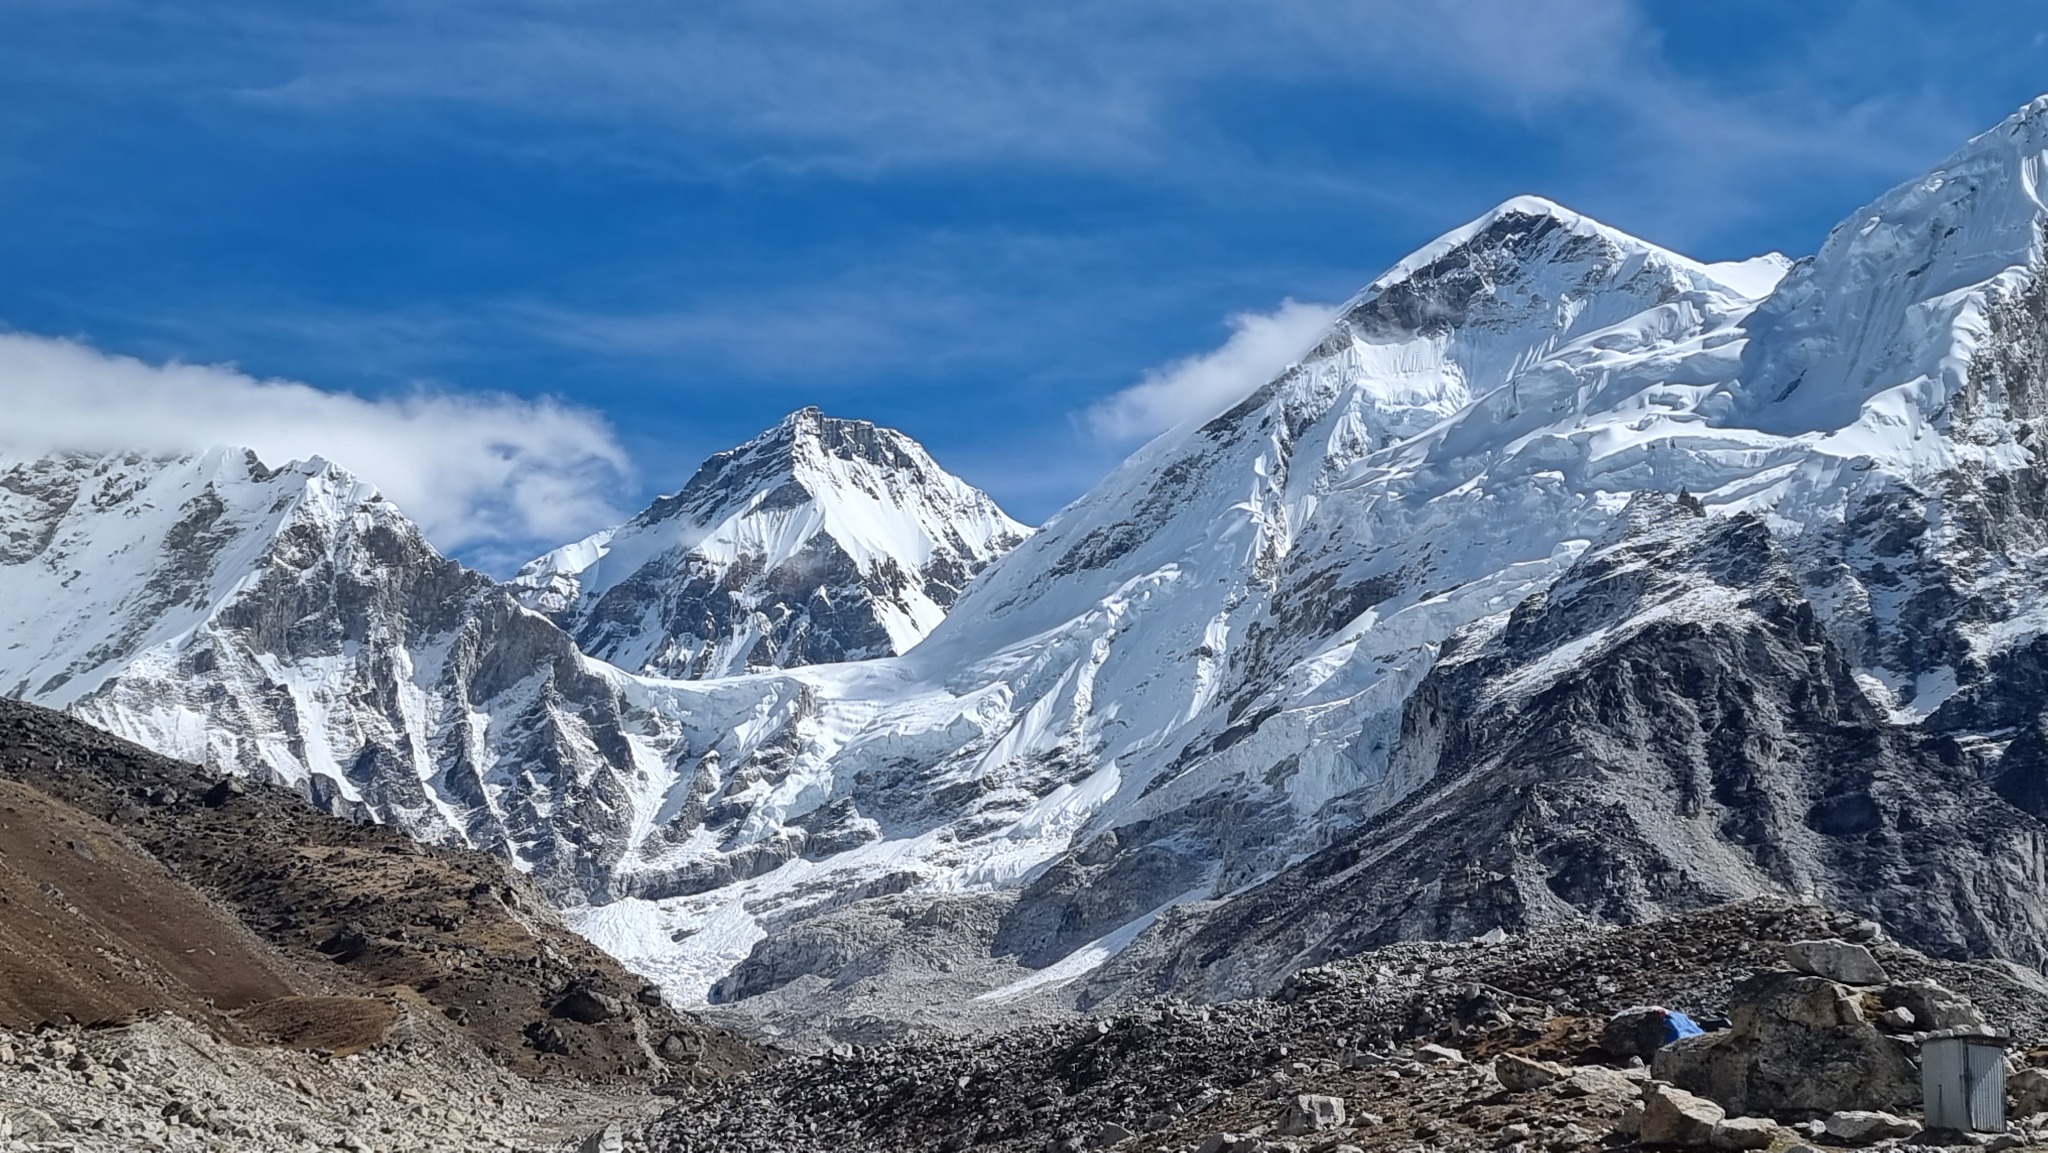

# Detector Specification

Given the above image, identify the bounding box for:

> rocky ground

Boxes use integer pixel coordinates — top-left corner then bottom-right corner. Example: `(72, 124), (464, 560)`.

(0, 1007), (657, 1152)
(639, 902), (2048, 1153)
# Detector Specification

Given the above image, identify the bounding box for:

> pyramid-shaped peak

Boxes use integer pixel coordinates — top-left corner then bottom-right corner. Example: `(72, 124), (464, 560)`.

(511, 406), (1029, 679)
(738, 406), (928, 476)
(1366, 194), (1701, 299)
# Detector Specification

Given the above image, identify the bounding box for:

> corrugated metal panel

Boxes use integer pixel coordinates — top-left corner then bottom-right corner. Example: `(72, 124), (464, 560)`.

(1924, 1036), (2006, 1132)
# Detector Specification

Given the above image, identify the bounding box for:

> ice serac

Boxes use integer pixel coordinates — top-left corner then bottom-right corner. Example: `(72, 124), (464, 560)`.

(511, 407), (1029, 679)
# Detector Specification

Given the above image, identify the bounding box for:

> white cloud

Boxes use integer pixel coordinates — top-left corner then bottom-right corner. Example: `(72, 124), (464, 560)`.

(1087, 299), (1338, 441)
(0, 332), (629, 564)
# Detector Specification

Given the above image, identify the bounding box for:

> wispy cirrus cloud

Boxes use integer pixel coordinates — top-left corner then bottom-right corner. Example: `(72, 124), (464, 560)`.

(21, 0), (1944, 187)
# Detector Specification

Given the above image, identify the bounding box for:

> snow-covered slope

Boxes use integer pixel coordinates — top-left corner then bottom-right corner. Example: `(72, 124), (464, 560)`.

(0, 447), (667, 895)
(569, 192), (1796, 1010)
(12, 98), (2048, 1040)
(573, 100), (2048, 1027)
(511, 408), (1028, 678)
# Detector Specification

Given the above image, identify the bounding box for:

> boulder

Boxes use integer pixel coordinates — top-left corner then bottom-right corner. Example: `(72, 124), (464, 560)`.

(1707, 1117), (1779, 1150)
(1639, 1082), (1724, 1146)
(550, 982), (625, 1024)
(1277, 1094), (1346, 1135)
(1880, 979), (1985, 1032)
(316, 923), (370, 964)
(1415, 1043), (1465, 1064)
(1195, 1136), (1258, 1153)
(1821, 1110), (1920, 1144)
(1780, 939), (1889, 985)
(1088, 1122), (1134, 1148)
(1567, 1065), (1643, 1098)
(1494, 1052), (1566, 1092)
(522, 1020), (571, 1055)
(1652, 971), (1918, 1115)
(2010, 1067), (2048, 1116)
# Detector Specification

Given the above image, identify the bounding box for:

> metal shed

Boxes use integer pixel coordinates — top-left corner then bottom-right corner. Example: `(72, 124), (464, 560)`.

(1922, 1029), (2008, 1133)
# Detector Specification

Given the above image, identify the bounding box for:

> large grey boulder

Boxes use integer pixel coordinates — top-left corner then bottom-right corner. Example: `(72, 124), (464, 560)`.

(1639, 1081), (1724, 1146)
(1881, 979), (1986, 1032)
(1821, 1110), (1920, 1144)
(1780, 939), (1890, 985)
(1651, 971), (1918, 1115)
(1277, 1094), (1346, 1135)
(2011, 1067), (2048, 1116)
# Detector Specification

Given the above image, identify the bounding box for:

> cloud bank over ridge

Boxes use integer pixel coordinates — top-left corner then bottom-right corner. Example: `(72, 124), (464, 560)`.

(0, 332), (629, 568)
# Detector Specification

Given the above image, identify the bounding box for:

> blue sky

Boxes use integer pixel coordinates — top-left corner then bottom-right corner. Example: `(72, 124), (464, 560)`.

(3, 0), (2046, 570)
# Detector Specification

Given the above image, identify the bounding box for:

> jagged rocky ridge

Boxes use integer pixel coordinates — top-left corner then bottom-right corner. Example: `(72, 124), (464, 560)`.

(0, 446), (662, 898)
(512, 407), (1028, 679)
(7, 99), (2048, 1036)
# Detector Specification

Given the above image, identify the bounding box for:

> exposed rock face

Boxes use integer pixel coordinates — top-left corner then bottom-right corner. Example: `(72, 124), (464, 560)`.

(1652, 971), (1922, 1115)
(512, 407), (1028, 678)
(1083, 508), (2048, 1004)
(0, 448), (666, 898)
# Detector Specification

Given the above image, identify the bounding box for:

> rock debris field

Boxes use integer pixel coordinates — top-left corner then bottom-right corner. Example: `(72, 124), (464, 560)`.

(9, 900), (2048, 1151)
(641, 902), (2048, 1153)
(0, 1008), (649, 1152)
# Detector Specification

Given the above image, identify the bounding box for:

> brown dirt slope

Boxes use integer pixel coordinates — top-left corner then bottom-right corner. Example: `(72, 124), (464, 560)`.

(0, 775), (308, 1030)
(0, 697), (761, 1084)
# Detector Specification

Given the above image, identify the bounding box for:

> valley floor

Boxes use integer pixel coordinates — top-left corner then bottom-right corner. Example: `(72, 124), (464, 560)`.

(6, 901), (2048, 1152)
(637, 901), (2048, 1153)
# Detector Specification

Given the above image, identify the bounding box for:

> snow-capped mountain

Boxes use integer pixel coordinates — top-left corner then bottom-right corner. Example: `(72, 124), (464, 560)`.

(10, 97), (2048, 1039)
(0, 446), (681, 895)
(511, 407), (1029, 679)
(573, 99), (2048, 1027)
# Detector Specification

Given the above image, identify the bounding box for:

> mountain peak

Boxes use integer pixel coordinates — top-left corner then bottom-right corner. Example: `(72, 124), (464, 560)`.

(511, 412), (1028, 678)
(1361, 194), (1784, 313)
(1368, 196), (1658, 295)
(716, 407), (927, 485)
(1725, 92), (2048, 439)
